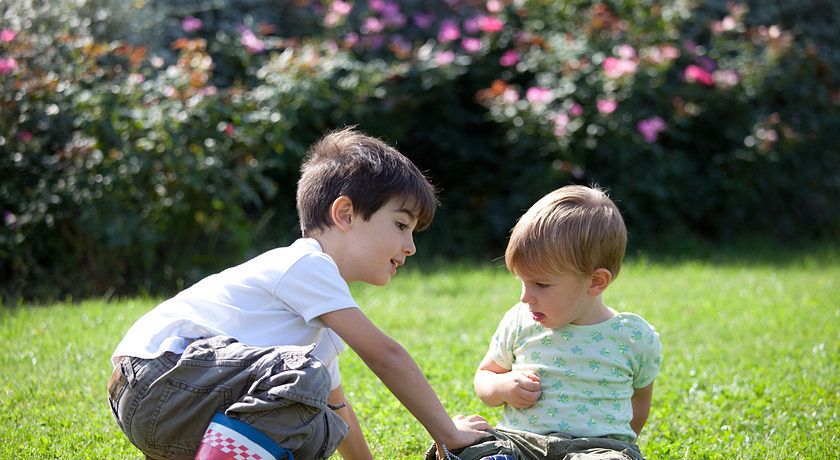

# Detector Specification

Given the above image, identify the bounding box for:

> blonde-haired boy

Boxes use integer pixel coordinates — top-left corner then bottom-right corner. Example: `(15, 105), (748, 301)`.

(429, 185), (661, 460)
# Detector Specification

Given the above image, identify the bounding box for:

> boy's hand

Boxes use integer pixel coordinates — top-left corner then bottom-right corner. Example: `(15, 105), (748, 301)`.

(502, 371), (541, 408)
(436, 414), (491, 458)
(475, 355), (541, 409)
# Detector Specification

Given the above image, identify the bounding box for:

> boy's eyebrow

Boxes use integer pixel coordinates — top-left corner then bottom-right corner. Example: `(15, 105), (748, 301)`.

(394, 208), (417, 220)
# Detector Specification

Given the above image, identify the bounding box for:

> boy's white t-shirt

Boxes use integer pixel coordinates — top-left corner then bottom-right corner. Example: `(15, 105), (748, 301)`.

(111, 238), (358, 389)
(488, 303), (662, 442)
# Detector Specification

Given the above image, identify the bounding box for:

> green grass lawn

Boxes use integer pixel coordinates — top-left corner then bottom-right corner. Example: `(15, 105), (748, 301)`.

(1, 246), (838, 459)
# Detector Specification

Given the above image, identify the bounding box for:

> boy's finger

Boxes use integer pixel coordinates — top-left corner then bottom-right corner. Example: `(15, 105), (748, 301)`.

(521, 379), (541, 391)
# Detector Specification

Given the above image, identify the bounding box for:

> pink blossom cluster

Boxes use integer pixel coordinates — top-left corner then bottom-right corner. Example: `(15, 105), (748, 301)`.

(637, 116), (667, 143)
(240, 30), (265, 54)
(182, 16), (203, 33)
(603, 45), (638, 79)
(1, 28), (18, 75)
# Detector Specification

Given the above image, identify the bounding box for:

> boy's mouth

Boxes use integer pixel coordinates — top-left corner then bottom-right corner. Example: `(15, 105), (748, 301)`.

(531, 312), (546, 323)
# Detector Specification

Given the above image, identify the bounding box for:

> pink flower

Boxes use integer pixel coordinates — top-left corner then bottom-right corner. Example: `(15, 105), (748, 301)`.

(684, 64), (714, 86)
(240, 30), (265, 53)
(363, 17), (385, 34)
(435, 50), (455, 66)
(617, 44), (636, 59)
(463, 16), (481, 34)
(378, 1), (400, 16)
(331, 0), (353, 15)
(525, 86), (553, 104)
(713, 69), (740, 89)
(438, 19), (460, 43)
(646, 44), (680, 65)
(486, 0), (504, 13)
(551, 112), (570, 137)
(324, 12), (342, 27)
(127, 73), (145, 85)
(182, 16), (203, 33)
(17, 130), (33, 143)
(499, 49), (519, 67)
(225, 123), (234, 137)
(477, 15), (504, 33)
(569, 103), (584, 117)
(0, 28), (16, 43)
(369, 0), (386, 12)
(501, 87), (519, 104)
(603, 56), (637, 79)
(4, 211), (17, 227)
(596, 98), (617, 114)
(0, 57), (18, 75)
(461, 37), (482, 53)
(637, 116), (667, 143)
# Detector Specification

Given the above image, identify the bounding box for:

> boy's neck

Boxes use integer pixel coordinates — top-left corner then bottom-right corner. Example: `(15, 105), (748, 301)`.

(572, 297), (616, 326)
(309, 230), (353, 283)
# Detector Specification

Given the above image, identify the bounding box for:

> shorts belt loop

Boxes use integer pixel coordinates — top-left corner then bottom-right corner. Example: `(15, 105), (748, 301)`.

(122, 358), (137, 387)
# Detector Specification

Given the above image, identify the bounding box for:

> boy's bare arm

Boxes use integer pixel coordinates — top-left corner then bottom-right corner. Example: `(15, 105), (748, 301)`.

(630, 382), (654, 436)
(329, 385), (373, 460)
(474, 353), (542, 409)
(320, 308), (490, 451)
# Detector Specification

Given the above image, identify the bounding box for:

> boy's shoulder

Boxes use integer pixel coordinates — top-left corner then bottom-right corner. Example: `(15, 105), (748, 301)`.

(609, 312), (660, 338)
(612, 311), (656, 329)
(219, 238), (336, 281)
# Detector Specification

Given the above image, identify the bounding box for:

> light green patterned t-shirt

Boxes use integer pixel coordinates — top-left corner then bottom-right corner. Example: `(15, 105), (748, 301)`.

(488, 304), (662, 442)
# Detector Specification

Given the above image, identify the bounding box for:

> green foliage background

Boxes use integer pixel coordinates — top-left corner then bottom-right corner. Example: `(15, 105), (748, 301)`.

(1, 0), (838, 302)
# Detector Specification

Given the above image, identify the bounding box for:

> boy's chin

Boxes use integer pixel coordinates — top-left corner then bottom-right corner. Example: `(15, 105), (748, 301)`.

(366, 275), (391, 286)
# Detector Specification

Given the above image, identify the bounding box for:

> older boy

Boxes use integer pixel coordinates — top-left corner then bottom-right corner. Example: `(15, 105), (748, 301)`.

(109, 127), (489, 459)
(428, 185), (661, 460)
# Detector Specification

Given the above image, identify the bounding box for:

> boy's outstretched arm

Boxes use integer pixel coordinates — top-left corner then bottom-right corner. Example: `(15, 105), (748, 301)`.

(630, 382), (654, 436)
(320, 308), (491, 452)
(474, 353), (542, 409)
(329, 385), (373, 460)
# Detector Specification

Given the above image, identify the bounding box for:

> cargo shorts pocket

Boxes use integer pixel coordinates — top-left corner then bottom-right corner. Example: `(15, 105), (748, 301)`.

(146, 377), (233, 457)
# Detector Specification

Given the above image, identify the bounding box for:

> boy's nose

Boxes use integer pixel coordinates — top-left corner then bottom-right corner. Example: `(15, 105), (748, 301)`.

(520, 285), (535, 304)
(403, 235), (416, 256)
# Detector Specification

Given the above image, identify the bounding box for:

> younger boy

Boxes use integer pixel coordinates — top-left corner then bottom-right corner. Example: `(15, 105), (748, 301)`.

(429, 185), (661, 460)
(108, 127), (489, 459)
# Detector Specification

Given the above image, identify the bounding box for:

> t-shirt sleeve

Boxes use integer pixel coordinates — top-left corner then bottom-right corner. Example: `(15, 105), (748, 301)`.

(487, 305), (520, 370)
(633, 322), (662, 388)
(274, 252), (359, 326)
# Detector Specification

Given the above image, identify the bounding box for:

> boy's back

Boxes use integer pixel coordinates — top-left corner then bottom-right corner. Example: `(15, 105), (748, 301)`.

(112, 238), (353, 385)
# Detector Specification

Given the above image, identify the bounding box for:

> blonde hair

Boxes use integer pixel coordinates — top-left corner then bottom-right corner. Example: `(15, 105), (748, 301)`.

(505, 185), (627, 278)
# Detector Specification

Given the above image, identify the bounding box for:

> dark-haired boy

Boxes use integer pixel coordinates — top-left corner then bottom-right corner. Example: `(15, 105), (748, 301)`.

(109, 127), (489, 459)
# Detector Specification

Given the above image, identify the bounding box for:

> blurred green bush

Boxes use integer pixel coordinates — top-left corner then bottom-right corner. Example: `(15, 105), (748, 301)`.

(1, 0), (838, 302)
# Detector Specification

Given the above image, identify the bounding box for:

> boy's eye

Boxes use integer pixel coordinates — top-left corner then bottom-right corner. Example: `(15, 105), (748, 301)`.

(535, 282), (549, 288)
(396, 222), (409, 231)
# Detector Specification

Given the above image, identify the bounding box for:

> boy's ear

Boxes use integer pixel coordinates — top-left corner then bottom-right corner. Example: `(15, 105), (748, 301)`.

(330, 196), (355, 232)
(588, 268), (613, 296)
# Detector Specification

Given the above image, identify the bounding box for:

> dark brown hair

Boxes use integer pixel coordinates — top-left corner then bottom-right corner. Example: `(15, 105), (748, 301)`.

(296, 127), (438, 236)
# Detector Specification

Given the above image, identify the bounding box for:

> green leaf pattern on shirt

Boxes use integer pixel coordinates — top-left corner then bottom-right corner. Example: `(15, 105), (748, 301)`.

(489, 306), (662, 443)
